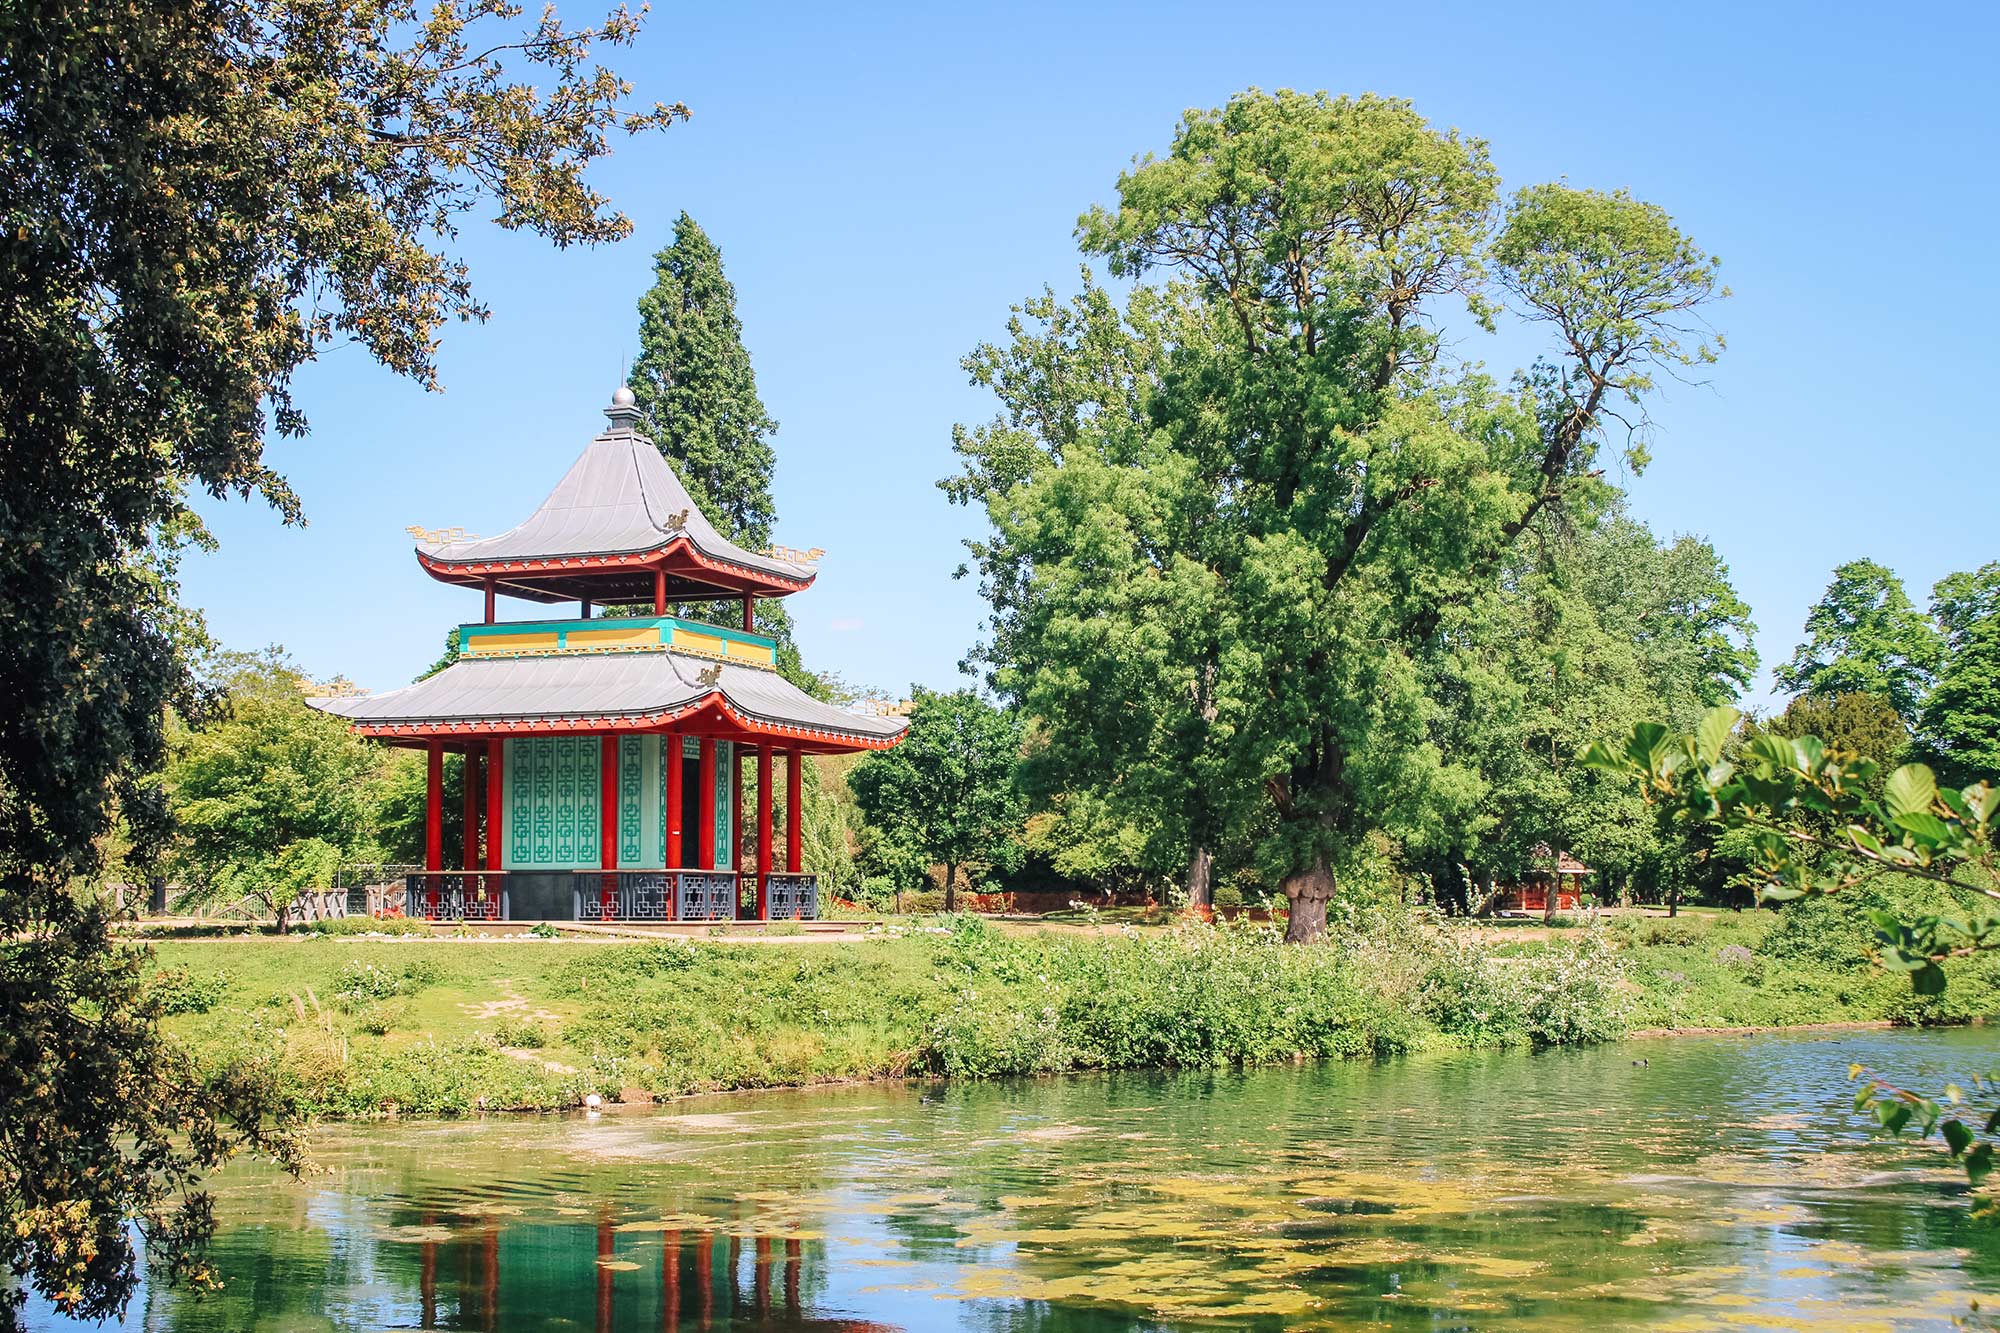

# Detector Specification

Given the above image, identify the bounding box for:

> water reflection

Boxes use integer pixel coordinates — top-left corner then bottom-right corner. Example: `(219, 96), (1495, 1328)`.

(35, 1027), (2000, 1331)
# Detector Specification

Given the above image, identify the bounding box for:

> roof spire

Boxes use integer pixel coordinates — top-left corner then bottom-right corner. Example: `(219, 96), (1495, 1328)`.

(604, 383), (642, 432)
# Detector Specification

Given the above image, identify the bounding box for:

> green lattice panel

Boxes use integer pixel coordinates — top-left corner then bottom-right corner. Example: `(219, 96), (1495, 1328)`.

(713, 740), (733, 870)
(503, 736), (603, 870)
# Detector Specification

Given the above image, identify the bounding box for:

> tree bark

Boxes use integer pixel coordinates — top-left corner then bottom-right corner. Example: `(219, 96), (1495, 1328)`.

(943, 861), (956, 915)
(1282, 857), (1335, 943)
(1185, 844), (1213, 913)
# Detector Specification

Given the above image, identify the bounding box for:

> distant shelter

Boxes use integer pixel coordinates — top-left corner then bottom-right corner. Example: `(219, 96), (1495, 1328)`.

(1495, 850), (1592, 915)
(313, 388), (907, 923)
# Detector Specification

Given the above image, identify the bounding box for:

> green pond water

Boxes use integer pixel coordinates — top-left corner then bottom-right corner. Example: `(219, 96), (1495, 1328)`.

(38, 1027), (2000, 1331)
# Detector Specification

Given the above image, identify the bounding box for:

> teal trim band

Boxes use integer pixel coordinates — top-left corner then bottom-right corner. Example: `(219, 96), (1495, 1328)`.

(459, 614), (775, 652)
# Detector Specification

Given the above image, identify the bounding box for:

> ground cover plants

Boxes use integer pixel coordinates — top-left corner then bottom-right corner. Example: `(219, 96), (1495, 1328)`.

(144, 905), (1996, 1120)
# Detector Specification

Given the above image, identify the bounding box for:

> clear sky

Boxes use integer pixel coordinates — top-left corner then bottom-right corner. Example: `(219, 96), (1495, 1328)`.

(180, 1), (1999, 710)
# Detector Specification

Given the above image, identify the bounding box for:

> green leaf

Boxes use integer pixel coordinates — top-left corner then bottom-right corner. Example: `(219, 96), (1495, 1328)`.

(1695, 707), (1738, 765)
(1967, 1142), (1994, 1186)
(1884, 764), (1937, 820)
(1943, 1119), (1974, 1155)
(1912, 963), (1947, 996)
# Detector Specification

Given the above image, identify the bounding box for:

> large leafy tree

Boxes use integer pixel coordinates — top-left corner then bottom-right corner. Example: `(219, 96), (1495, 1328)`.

(945, 274), (1228, 904)
(959, 89), (1722, 940)
(1774, 559), (1942, 725)
(0, 0), (677, 1318)
(628, 211), (832, 692)
(850, 689), (1023, 912)
(631, 211), (780, 547)
(163, 654), (385, 930)
(1447, 507), (1756, 907)
(1920, 562), (2000, 788)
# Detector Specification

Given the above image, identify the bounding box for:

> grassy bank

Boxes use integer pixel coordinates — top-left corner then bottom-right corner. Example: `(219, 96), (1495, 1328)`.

(146, 907), (2000, 1118)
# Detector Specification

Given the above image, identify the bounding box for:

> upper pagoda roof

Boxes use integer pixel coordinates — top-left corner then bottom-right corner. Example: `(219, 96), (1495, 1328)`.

(415, 388), (816, 604)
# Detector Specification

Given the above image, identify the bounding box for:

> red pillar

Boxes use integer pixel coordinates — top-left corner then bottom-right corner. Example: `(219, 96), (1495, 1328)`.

(600, 736), (619, 916)
(424, 738), (443, 870)
(485, 738), (504, 872)
(756, 745), (773, 920)
(697, 738), (716, 870)
(786, 748), (804, 875)
(653, 567), (666, 616)
(665, 731), (684, 868)
(742, 596), (754, 632)
(732, 746), (744, 915)
(462, 749), (482, 872)
(483, 576), (495, 624)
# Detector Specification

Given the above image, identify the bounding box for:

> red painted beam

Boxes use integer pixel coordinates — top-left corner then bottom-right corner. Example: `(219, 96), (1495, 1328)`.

(485, 738), (504, 872)
(786, 748), (804, 875)
(600, 736), (619, 871)
(424, 740), (444, 873)
(664, 731), (683, 869)
(756, 746), (773, 919)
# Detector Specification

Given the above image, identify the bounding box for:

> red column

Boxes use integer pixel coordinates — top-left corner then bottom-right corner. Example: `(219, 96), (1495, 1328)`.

(742, 597), (755, 632)
(483, 576), (495, 624)
(600, 736), (619, 916)
(756, 746), (773, 920)
(484, 738), (504, 872)
(665, 731), (684, 868)
(653, 567), (666, 616)
(697, 739), (716, 870)
(786, 748), (804, 874)
(462, 749), (482, 872)
(424, 739), (444, 877)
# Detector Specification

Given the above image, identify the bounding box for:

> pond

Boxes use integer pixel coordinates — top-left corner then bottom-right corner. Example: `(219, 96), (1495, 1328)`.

(40, 1027), (2000, 1331)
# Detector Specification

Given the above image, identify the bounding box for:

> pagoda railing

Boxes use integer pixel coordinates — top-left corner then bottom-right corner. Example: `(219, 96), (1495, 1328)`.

(764, 873), (820, 921)
(401, 872), (506, 922)
(380, 869), (816, 923)
(574, 870), (743, 923)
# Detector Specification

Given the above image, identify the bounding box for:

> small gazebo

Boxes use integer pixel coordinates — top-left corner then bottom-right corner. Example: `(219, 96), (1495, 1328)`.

(312, 387), (907, 923)
(1496, 844), (1592, 915)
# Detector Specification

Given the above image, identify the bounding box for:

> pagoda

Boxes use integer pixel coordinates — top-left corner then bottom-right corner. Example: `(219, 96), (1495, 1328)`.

(313, 387), (907, 923)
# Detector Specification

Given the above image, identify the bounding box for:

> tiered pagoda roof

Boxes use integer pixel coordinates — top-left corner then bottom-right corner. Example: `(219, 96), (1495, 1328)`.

(414, 387), (816, 605)
(323, 651), (906, 750)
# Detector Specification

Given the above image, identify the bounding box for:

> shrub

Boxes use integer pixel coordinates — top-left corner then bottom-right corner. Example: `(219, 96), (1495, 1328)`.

(1515, 936), (1627, 1046)
(331, 958), (438, 1009)
(491, 1017), (548, 1048)
(149, 965), (232, 1015)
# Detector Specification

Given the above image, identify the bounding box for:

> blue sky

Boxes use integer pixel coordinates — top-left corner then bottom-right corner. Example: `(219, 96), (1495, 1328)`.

(181, 1), (1998, 710)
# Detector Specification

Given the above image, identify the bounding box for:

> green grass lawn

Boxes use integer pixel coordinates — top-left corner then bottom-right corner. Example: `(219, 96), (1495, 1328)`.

(142, 904), (2000, 1119)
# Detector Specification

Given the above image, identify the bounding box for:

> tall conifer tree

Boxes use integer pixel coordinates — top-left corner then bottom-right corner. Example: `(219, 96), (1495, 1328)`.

(630, 212), (780, 547)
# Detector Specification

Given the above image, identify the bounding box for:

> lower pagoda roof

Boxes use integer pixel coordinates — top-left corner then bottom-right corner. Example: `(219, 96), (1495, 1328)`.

(310, 649), (907, 752)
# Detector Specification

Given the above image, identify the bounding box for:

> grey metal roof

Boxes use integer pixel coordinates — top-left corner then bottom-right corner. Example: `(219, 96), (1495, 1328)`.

(311, 650), (908, 744)
(423, 393), (813, 584)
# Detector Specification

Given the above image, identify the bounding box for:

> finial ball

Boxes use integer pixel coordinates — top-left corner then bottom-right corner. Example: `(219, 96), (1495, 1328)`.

(611, 384), (636, 408)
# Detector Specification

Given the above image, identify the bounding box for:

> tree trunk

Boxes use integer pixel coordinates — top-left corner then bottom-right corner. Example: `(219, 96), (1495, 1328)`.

(1667, 885), (1680, 918)
(1282, 857), (1335, 943)
(1185, 845), (1213, 913)
(943, 862), (956, 915)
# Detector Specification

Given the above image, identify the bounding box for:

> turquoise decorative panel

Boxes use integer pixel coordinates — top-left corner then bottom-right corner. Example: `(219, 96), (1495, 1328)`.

(617, 735), (663, 868)
(502, 736), (602, 870)
(714, 740), (733, 870)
